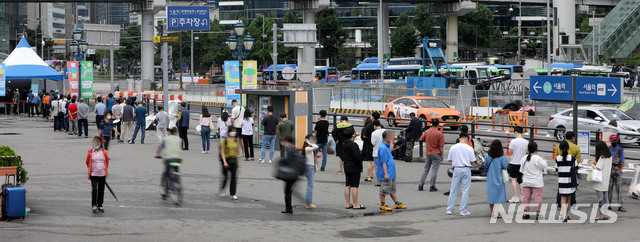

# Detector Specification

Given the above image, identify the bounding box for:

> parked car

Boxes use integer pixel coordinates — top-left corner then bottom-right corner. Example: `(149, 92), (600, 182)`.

(211, 75), (225, 84)
(547, 106), (640, 143)
(338, 74), (351, 82)
(383, 95), (461, 130)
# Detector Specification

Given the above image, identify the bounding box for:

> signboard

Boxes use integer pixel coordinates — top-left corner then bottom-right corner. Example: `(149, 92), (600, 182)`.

(224, 61), (241, 107)
(575, 76), (622, 104)
(578, 131), (590, 155)
(242, 60), (258, 107)
(80, 61), (93, 98)
(167, 6), (210, 31)
(153, 35), (180, 43)
(67, 61), (80, 97)
(53, 40), (65, 44)
(0, 63), (5, 97)
(530, 76), (573, 101)
(530, 76), (622, 104)
(30, 84), (39, 94)
(282, 66), (295, 80)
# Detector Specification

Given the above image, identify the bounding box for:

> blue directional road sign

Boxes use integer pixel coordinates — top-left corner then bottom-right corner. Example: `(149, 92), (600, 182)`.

(530, 76), (573, 101)
(575, 76), (622, 104)
(167, 6), (210, 31)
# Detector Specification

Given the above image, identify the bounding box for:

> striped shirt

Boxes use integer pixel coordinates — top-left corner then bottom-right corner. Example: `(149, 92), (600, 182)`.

(556, 154), (577, 195)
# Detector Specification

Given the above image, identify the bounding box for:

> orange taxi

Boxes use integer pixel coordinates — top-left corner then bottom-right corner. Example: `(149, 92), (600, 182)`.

(383, 96), (461, 130)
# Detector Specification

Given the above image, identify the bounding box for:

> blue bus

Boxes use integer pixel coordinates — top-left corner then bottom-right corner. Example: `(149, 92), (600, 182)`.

(350, 63), (421, 83)
(262, 64), (339, 83)
(361, 57), (423, 65)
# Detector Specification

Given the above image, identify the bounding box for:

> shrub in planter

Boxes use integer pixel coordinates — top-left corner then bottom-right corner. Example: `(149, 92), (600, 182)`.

(0, 146), (29, 184)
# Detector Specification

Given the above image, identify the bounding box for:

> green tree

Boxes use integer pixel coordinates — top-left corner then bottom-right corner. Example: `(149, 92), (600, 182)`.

(283, 10), (301, 24)
(246, 15), (276, 67)
(364, 26), (378, 56)
(117, 24), (142, 67)
(316, 8), (347, 65)
(413, 3), (437, 39)
(390, 13), (418, 57)
(459, 4), (496, 48)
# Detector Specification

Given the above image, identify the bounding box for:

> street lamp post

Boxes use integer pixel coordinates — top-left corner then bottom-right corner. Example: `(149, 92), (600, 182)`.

(227, 20), (254, 100)
(71, 28), (89, 98)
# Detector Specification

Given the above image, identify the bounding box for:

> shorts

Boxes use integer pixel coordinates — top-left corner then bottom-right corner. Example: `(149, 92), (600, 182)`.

(234, 127), (242, 138)
(345, 172), (361, 188)
(379, 178), (396, 195)
(508, 164), (523, 184)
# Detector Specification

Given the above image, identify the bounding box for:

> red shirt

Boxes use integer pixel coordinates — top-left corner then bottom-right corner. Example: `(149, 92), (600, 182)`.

(68, 103), (78, 119)
(420, 127), (445, 155)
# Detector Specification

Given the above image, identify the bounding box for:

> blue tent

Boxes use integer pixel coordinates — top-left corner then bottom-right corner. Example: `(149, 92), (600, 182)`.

(2, 37), (64, 81)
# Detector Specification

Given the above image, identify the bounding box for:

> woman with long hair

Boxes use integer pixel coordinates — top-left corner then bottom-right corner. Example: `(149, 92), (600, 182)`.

(241, 109), (255, 161)
(556, 141), (578, 222)
(519, 142), (548, 220)
(484, 139), (508, 218)
(199, 106), (213, 154)
(302, 134), (319, 208)
(217, 111), (231, 138)
(590, 141), (613, 220)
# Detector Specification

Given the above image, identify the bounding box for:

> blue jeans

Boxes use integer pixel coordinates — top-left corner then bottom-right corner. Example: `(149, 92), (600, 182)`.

(317, 142), (328, 168)
(447, 167), (471, 213)
(261, 135), (276, 159)
(305, 165), (315, 204)
(131, 123), (146, 141)
(201, 126), (211, 151)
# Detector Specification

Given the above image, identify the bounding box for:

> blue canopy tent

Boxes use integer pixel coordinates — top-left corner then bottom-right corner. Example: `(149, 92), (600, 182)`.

(3, 37), (64, 81)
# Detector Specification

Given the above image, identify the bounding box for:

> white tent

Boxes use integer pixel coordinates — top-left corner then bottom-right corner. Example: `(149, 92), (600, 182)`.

(3, 37), (64, 81)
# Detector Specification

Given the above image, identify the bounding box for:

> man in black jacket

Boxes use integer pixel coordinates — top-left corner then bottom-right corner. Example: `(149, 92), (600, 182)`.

(279, 136), (304, 214)
(331, 116), (355, 175)
(403, 112), (422, 162)
(340, 128), (365, 210)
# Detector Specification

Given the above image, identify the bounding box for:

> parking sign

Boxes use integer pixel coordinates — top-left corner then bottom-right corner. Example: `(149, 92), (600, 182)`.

(167, 6), (210, 31)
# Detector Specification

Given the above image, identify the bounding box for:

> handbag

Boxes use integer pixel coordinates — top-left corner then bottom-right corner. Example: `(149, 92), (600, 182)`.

(196, 125), (202, 132)
(587, 168), (603, 182)
(488, 156), (509, 183)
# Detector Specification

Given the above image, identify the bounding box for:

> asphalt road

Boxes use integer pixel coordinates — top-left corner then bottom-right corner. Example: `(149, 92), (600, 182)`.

(1, 114), (640, 241)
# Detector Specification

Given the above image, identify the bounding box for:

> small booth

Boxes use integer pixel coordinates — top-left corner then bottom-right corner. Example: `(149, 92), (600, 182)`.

(236, 88), (311, 149)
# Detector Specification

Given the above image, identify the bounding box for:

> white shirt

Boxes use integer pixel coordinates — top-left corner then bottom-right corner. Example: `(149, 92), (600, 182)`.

(59, 100), (67, 113)
(217, 117), (231, 137)
(509, 137), (529, 165)
(305, 144), (319, 165)
(371, 128), (385, 158)
(231, 105), (244, 128)
(519, 154), (548, 188)
(448, 143), (476, 167)
(241, 118), (254, 136)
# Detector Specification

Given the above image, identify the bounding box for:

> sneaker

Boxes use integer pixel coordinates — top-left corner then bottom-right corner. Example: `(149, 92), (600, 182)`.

(118, 139), (124, 142)
(141, 140), (144, 144)
(97, 207), (104, 213)
(380, 204), (392, 211)
(418, 185), (424, 191)
(259, 159), (265, 164)
(394, 203), (407, 209)
(429, 186), (438, 192)
(304, 204), (318, 209)
(444, 191), (450, 196)
(218, 190), (226, 197)
(460, 211), (471, 216)
(570, 205), (581, 210)
(522, 214), (531, 220)
(446, 210), (453, 215)
(508, 196), (520, 203)
(337, 171), (344, 175)
(128, 140), (135, 144)
(92, 206), (98, 214)
(202, 151), (206, 154)
(268, 159), (273, 164)
(231, 195), (238, 200)
(320, 167), (325, 171)
(206, 151), (210, 154)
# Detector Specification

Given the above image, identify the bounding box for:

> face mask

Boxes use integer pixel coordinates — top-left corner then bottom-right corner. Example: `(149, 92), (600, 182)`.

(228, 132), (237, 137)
(93, 145), (101, 150)
(106, 115), (112, 119)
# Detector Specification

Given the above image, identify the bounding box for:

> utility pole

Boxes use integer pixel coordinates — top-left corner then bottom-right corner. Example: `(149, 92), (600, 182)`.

(190, 30), (194, 90)
(162, 23), (169, 110)
(518, 0), (522, 62)
(592, 10), (596, 65)
(110, 37), (114, 93)
(272, 23), (278, 82)
(546, 0), (551, 76)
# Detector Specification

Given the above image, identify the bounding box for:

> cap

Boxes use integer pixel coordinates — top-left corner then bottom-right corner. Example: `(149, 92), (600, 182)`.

(610, 134), (619, 142)
(55, 90), (59, 93)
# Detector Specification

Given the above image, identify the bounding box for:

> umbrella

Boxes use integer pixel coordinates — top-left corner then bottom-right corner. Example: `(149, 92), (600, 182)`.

(105, 181), (119, 201)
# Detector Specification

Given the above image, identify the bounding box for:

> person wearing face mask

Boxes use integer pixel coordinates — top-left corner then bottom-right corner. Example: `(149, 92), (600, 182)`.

(98, 111), (120, 150)
(86, 136), (109, 214)
(219, 128), (240, 200)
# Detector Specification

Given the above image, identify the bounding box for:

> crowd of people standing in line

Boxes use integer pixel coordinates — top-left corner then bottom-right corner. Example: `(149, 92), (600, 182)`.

(11, 91), (627, 218)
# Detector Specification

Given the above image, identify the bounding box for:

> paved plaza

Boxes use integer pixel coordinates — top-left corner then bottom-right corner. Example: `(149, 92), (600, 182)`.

(0, 115), (639, 241)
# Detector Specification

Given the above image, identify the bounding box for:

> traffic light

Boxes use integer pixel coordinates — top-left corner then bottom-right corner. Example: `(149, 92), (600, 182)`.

(555, 48), (559, 55)
(598, 55), (604, 61)
(520, 59), (526, 66)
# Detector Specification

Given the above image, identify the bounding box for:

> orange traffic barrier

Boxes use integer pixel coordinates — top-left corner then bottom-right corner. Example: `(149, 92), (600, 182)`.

(501, 115), (505, 133)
